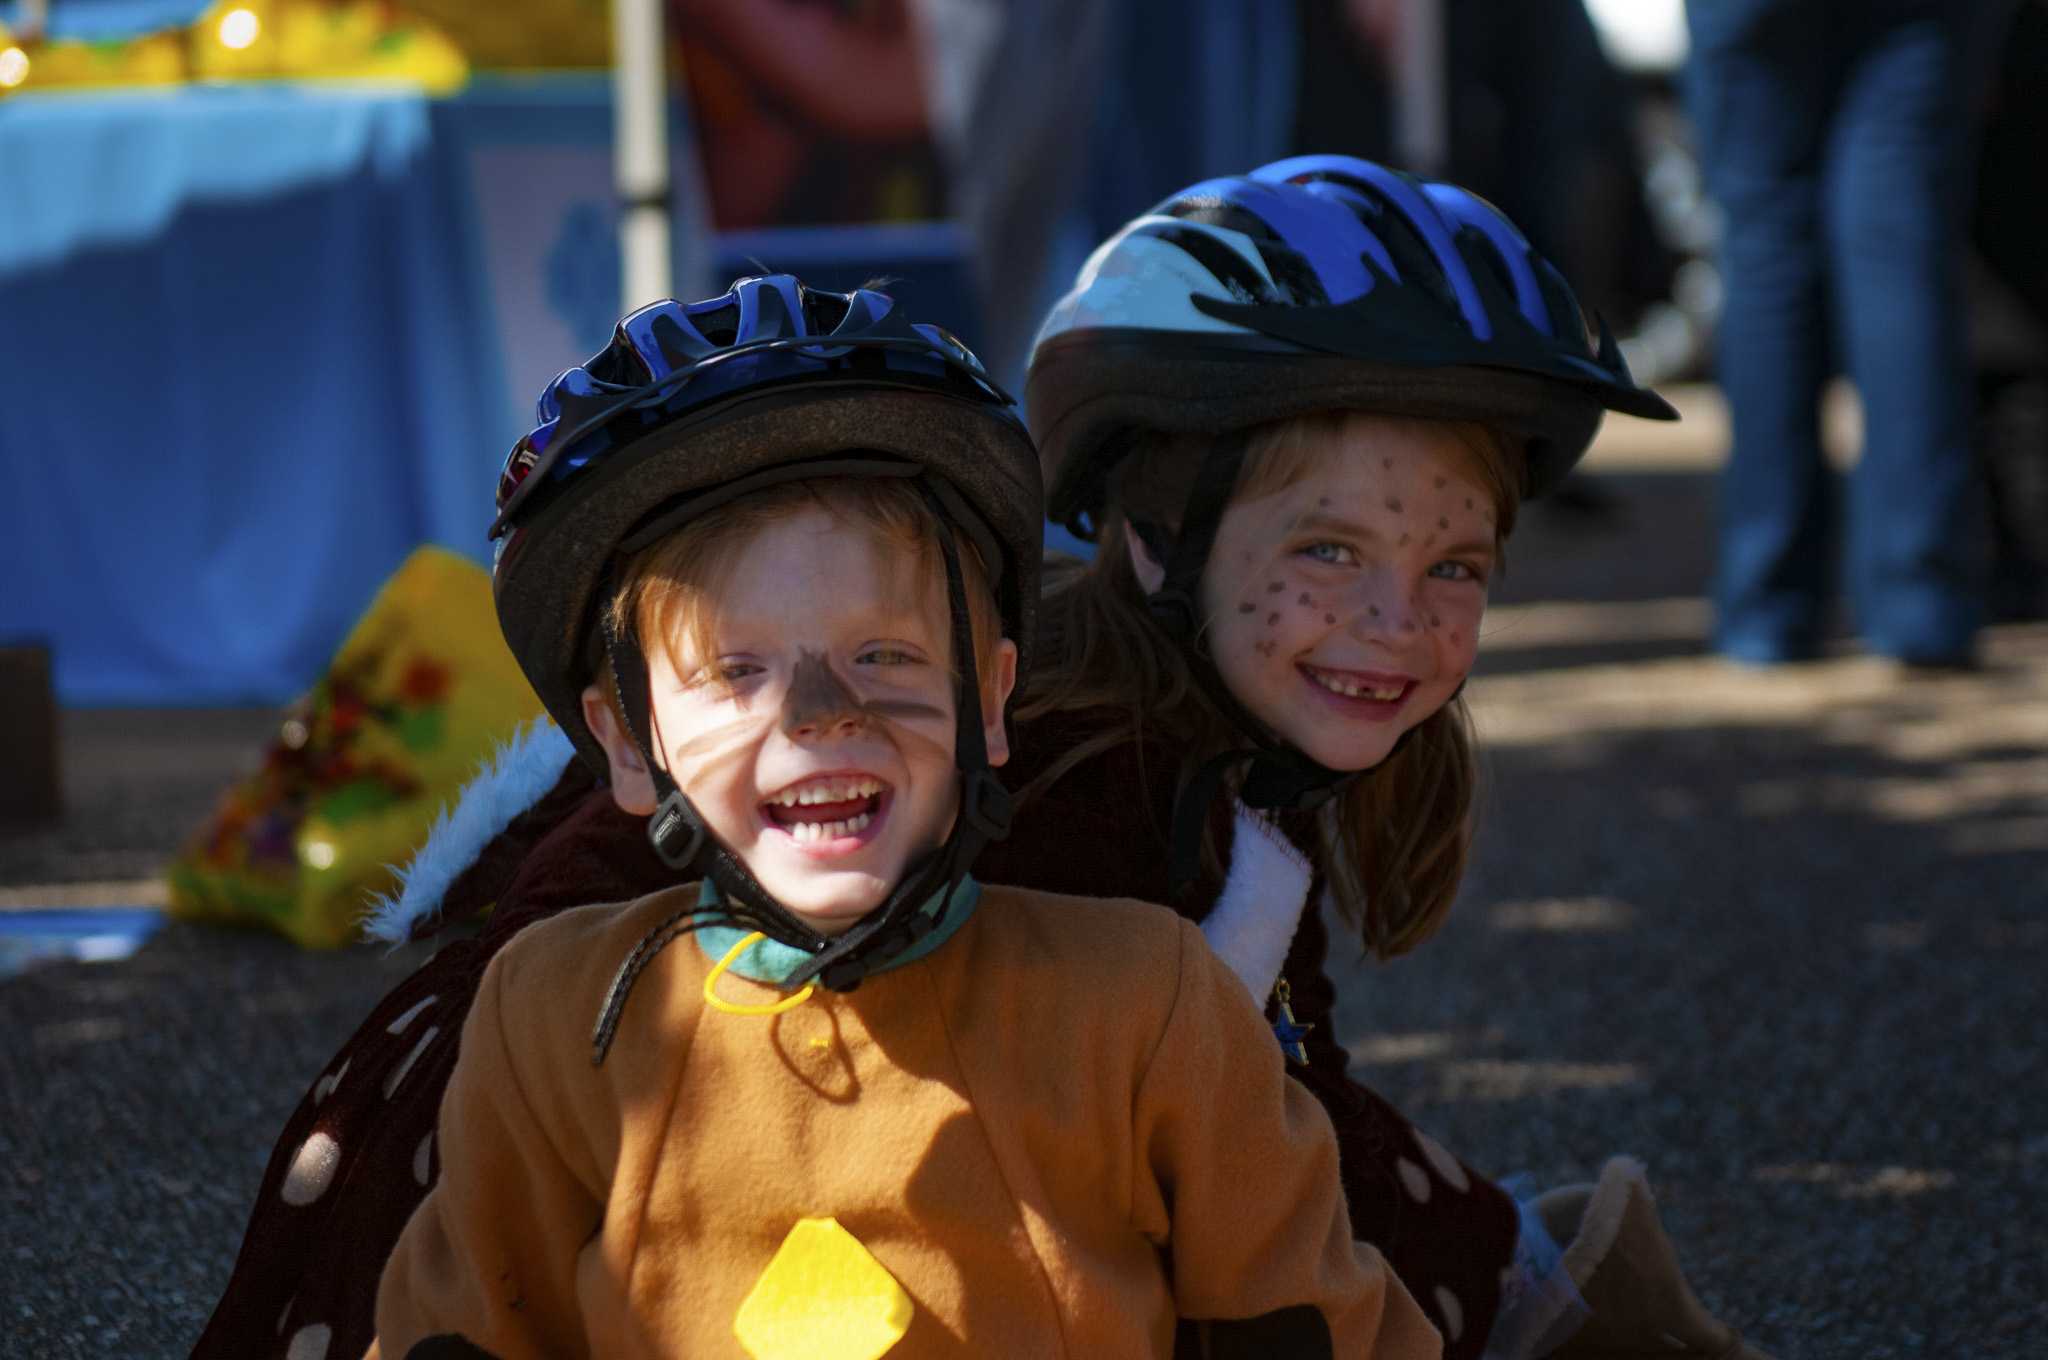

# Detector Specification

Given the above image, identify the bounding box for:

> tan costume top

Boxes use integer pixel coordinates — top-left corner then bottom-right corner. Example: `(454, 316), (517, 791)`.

(370, 883), (1440, 1360)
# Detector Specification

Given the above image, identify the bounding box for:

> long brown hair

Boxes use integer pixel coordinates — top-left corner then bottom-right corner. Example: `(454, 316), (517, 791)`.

(1018, 410), (1521, 960)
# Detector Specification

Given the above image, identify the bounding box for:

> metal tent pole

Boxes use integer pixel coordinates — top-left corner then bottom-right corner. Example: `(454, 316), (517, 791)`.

(612, 0), (673, 307)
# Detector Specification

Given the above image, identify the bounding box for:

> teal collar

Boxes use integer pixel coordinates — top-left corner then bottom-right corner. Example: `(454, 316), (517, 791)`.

(694, 876), (981, 986)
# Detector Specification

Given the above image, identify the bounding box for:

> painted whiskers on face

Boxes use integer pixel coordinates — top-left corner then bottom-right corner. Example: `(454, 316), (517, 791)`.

(637, 511), (983, 933)
(747, 649), (955, 845)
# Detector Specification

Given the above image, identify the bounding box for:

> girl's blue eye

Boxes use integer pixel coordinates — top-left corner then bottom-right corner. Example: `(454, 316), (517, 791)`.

(857, 646), (917, 666)
(717, 660), (764, 682)
(1299, 541), (1357, 566)
(1427, 561), (1482, 584)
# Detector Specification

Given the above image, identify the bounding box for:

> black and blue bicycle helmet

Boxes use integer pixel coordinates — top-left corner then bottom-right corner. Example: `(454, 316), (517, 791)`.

(1028, 152), (1678, 536)
(1024, 155), (1678, 889)
(490, 274), (1042, 1020)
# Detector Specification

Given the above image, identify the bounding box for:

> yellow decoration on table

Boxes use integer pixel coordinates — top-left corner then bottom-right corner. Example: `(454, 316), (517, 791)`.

(166, 546), (544, 949)
(189, 0), (468, 93)
(0, 0), (468, 97)
(0, 23), (188, 94)
(734, 1217), (913, 1360)
(398, 0), (613, 71)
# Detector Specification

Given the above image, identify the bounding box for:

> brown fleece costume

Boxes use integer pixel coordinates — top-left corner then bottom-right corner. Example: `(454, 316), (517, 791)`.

(366, 885), (1439, 1359)
(982, 709), (1523, 1357)
(199, 710), (1515, 1360)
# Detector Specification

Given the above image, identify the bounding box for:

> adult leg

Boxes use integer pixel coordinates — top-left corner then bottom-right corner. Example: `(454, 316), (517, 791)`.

(1685, 0), (1839, 661)
(1824, 0), (1989, 661)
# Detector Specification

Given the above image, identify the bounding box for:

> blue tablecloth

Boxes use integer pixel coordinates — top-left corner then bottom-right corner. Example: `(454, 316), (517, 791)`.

(0, 75), (989, 706)
(1, 83), (519, 705)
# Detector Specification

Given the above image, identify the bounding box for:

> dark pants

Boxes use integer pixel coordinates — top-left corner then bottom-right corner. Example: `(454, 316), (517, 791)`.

(1686, 0), (1988, 661)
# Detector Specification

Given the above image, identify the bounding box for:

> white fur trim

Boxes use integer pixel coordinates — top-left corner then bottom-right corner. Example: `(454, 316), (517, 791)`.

(359, 719), (578, 944)
(1199, 801), (1315, 1002)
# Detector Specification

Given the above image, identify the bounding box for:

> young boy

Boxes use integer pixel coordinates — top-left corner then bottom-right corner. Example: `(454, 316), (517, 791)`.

(367, 275), (1439, 1359)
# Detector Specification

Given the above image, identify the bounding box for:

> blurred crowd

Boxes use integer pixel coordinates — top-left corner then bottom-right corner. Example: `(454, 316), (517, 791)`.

(668, 0), (2048, 656)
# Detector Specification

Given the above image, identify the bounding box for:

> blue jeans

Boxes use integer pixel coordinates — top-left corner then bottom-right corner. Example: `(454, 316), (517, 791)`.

(1686, 0), (1987, 661)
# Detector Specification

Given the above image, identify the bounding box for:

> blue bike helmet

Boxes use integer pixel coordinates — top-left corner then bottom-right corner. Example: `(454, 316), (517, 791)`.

(1025, 156), (1678, 891)
(490, 275), (1042, 1019)
(1028, 153), (1678, 536)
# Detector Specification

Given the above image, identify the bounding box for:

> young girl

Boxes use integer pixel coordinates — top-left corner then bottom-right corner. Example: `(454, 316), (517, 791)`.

(200, 159), (1753, 1360)
(991, 154), (1763, 1360)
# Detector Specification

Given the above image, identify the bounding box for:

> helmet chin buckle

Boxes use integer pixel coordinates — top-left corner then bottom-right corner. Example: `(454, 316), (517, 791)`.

(648, 789), (706, 870)
(960, 769), (1014, 843)
(1145, 588), (1202, 644)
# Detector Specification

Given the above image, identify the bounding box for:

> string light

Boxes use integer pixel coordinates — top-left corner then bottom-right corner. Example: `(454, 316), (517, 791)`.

(0, 47), (29, 89)
(217, 8), (262, 50)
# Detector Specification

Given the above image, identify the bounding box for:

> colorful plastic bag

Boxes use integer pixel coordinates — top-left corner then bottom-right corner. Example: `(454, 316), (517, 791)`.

(167, 546), (543, 948)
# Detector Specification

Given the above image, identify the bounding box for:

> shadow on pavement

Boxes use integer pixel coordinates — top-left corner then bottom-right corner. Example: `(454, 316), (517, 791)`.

(1330, 640), (2048, 1358)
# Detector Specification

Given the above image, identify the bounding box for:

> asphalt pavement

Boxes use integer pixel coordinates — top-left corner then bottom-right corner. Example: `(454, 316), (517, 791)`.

(4, 393), (2044, 1358)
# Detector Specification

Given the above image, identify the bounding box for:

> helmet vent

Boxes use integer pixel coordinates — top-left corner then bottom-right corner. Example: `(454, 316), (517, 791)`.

(1175, 201), (1283, 247)
(693, 303), (740, 347)
(1370, 209), (1463, 320)
(1461, 229), (1522, 322)
(806, 289), (851, 332)
(584, 343), (640, 386)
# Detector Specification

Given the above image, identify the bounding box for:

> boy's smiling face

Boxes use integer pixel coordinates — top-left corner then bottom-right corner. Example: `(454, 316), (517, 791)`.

(586, 505), (1015, 933)
(1173, 414), (1501, 773)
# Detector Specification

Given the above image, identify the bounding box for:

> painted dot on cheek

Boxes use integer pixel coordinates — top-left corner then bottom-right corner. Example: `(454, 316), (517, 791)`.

(1368, 605), (1381, 618)
(1238, 602), (1255, 614)
(1297, 592), (1312, 606)
(1325, 613), (1337, 625)
(1267, 612), (1281, 625)
(1385, 497), (1403, 512)
(1399, 533), (1411, 546)
(1267, 581), (1285, 593)
(1434, 476), (1447, 489)
(1466, 498), (1475, 510)
(1318, 497), (1332, 507)
(1438, 516), (1450, 530)
(1430, 614), (1441, 628)
(1382, 457), (1393, 470)
(1451, 631), (1462, 645)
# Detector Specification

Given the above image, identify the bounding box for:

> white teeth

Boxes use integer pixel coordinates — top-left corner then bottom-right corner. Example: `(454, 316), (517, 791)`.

(1308, 669), (1404, 702)
(786, 811), (874, 843)
(772, 777), (884, 808)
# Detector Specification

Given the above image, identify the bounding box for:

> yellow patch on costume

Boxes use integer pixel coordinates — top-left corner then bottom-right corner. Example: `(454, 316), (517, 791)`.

(734, 1217), (913, 1360)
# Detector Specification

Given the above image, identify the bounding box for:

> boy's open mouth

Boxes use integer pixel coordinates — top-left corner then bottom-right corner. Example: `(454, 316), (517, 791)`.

(761, 773), (891, 847)
(1298, 663), (1414, 708)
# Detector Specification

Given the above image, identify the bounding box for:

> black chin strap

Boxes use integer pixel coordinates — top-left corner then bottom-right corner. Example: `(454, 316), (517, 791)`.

(1132, 434), (1360, 897)
(589, 475), (1011, 1063)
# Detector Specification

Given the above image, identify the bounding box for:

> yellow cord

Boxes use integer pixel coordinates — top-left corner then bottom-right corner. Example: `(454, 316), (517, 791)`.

(704, 932), (817, 1016)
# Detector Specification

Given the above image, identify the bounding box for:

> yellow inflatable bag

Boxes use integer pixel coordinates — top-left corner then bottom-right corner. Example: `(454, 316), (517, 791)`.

(168, 546), (542, 948)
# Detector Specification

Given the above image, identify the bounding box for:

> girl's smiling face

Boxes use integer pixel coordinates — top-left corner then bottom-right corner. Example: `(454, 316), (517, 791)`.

(1184, 413), (1503, 773)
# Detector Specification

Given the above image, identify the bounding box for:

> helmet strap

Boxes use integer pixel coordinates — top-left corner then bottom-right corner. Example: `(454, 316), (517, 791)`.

(783, 479), (1014, 993)
(1132, 435), (1362, 896)
(588, 477), (1012, 1033)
